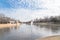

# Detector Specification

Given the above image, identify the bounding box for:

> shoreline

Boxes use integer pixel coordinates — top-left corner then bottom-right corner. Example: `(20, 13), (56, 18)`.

(36, 35), (60, 40)
(0, 23), (20, 29)
(33, 23), (60, 26)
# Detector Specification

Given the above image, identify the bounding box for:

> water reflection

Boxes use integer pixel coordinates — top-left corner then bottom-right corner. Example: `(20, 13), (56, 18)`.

(34, 24), (60, 36)
(0, 26), (20, 40)
(0, 24), (60, 40)
(0, 24), (42, 40)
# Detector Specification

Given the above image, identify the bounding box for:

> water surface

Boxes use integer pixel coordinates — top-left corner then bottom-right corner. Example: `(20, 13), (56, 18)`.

(0, 24), (60, 40)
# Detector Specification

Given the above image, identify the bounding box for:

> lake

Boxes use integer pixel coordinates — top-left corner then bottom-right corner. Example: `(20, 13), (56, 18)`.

(0, 24), (60, 40)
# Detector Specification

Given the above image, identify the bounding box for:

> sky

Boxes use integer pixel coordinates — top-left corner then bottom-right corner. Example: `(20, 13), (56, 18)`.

(0, 0), (60, 22)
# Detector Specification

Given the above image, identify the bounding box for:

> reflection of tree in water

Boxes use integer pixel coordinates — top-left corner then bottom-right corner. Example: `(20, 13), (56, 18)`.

(26, 23), (31, 25)
(34, 24), (51, 29)
(0, 26), (19, 34)
(0, 28), (10, 33)
(51, 26), (60, 33)
(14, 26), (19, 30)
(33, 24), (40, 27)
(34, 24), (60, 34)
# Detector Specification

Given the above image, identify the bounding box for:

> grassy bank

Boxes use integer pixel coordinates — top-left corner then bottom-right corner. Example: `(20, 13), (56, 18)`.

(33, 23), (60, 26)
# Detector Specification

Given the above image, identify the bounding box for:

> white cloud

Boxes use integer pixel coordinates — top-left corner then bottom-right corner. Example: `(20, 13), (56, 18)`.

(0, 0), (60, 21)
(0, 9), (32, 21)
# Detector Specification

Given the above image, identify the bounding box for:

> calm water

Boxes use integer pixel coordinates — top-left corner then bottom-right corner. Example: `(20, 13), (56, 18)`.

(0, 24), (60, 40)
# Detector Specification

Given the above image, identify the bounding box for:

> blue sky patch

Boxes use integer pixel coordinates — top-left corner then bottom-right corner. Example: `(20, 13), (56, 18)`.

(0, 0), (44, 10)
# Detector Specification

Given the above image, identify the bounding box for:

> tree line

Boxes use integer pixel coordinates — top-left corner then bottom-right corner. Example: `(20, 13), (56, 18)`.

(0, 14), (20, 24)
(33, 16), (60, 24)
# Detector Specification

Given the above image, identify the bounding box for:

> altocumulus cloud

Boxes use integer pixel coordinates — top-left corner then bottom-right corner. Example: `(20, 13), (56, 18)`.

(0, 0), (44, 9)
(0, 0), (60, 21)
